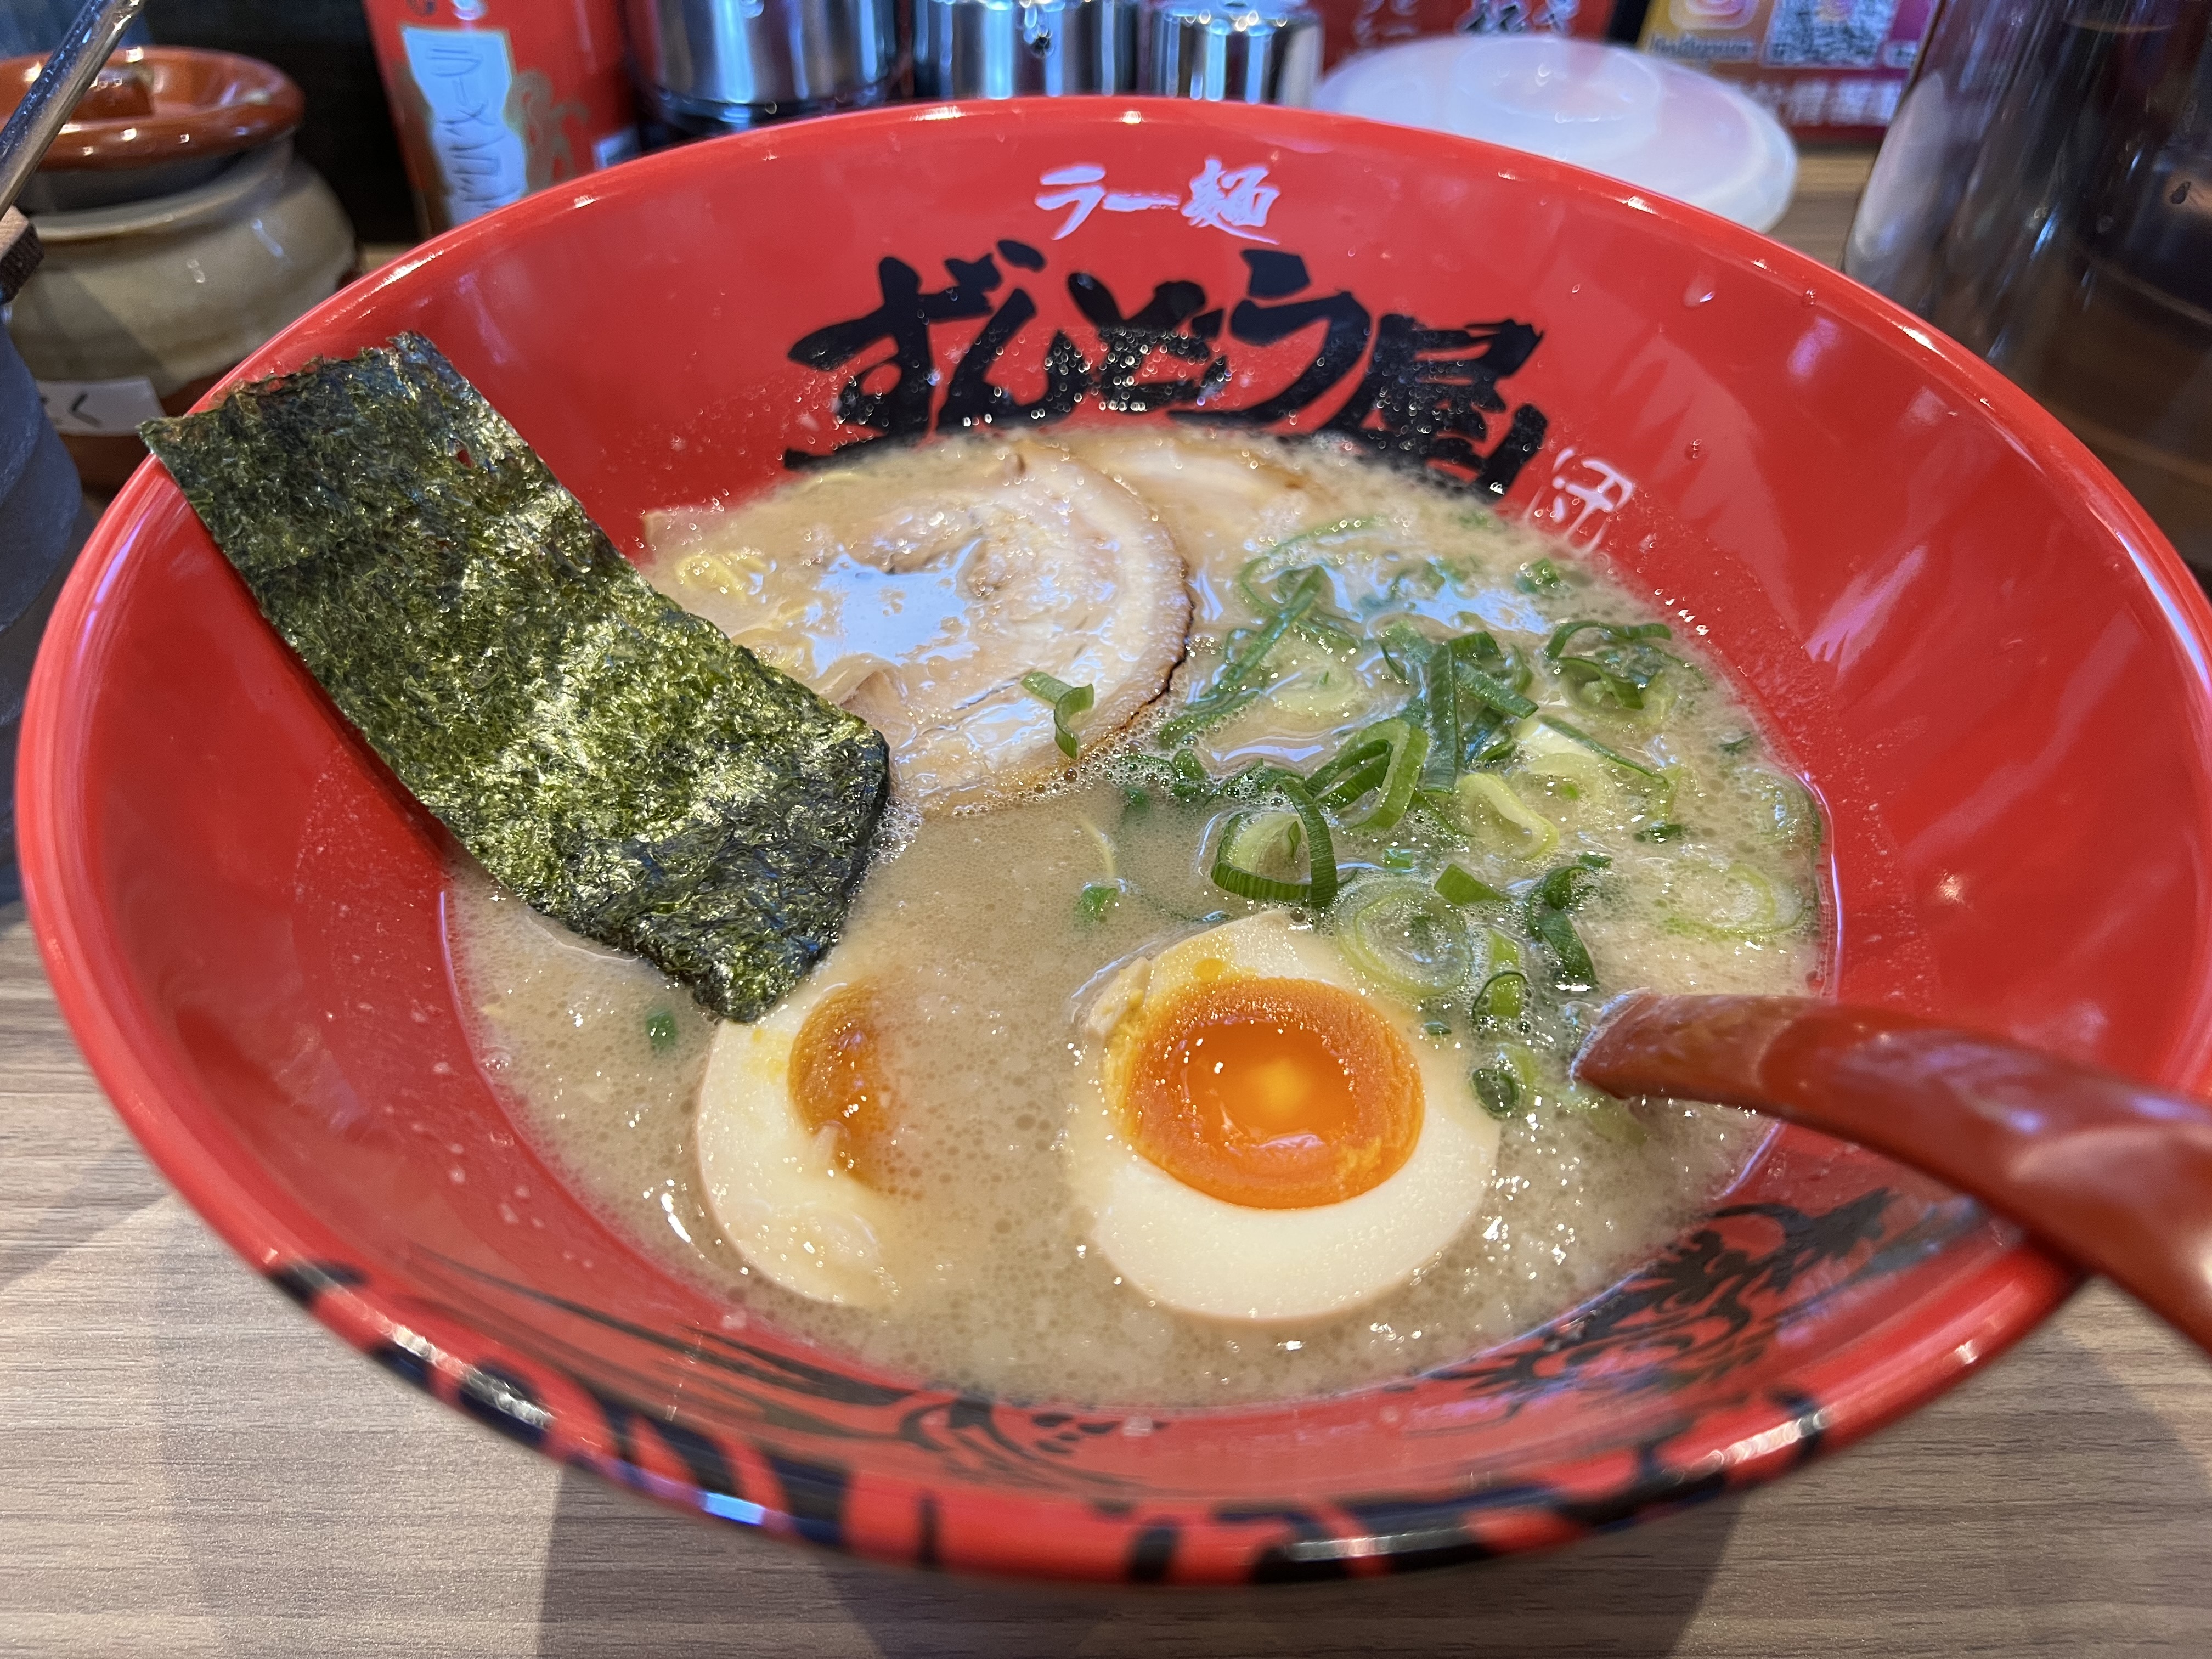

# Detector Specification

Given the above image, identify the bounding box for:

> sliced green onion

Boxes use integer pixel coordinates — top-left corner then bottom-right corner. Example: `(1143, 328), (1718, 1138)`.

(1662, 861), (1803, 940)
(1562, 654), (1679, 718)
(1308, 733), (1391, 802)
(1136, 747), (1272, 805)
(1215, 761), (1280, 802)
(1424, 858), (1495, 911)
(1473, 731), (1517, 769)
(1476, 927), (1528, 1020)
(1171, 748), (1212, 802)
(1533, 862), (1600, 912)
(1530, 906), (1597, 993)
(1635, 821), (1688, 842)
(1210, 838), (1314, 906)
(1455, 773), (1561, 862)
(1222, 809), (1304, 875)
(1377, 621), (1429, 682)
(1718, 730), (1758, 755)
(1426, 635), (1464, 783)
(1738, 766), (1820, 846)
(1633, 671), (1681, 723)
(1245, 563), (1330, 652)
(1474, 968), (1527, 1021)
(1556, 655), (1650, 710)
(1318, 757), (1390, 810)
(1435, 863), (1506, 907)
(1306, 719), (1428, 831)
(1260, 634), (1373, 721)
(1295, 614), (1363, 656)
(1020, 671), (1095, 759)
(1347, 720), (1427, 831)
(1471, 1066), (1521, 1119)
(1471, 1040), (1543, 1119)
(1526, 862), (1601, 993)
(1383, 847), (1419, 872)
(1278, 774), (1339, 910)
(1333, 877), (1476, 1004)
(1459, 663), (1537, 720)
(1238, 516), (1384, 607)
(1515, 558), (1564, 593)
(1517, 745), (1605, 803)
(1209, 772), (1339, 910)
(1159, 567), (1329, 743)
(1545, 620), (1675, 714)
(1519, 736), (1677, 837)
(645, 1007), (679, 1053)
(1156, 686), (1260, 747)
(1076, 882), (1122, 923)
(1537, 715), (1664, 780)
(1109, 752), (1176, 794)
(1544, 619), (1672, 660)
(1236, 560), (1360, 652)
(1414, 633), (1531, 782)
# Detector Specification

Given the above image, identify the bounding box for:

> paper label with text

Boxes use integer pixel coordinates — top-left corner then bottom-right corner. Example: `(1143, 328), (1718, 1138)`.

(37, 376), (164, 436)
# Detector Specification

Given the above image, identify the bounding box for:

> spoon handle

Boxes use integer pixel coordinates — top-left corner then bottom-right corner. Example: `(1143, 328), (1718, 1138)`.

(1577, 993), (2212, 1356)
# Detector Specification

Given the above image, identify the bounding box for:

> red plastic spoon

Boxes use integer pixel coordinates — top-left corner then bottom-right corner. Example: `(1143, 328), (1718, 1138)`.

(1576, 994), (2212, 1356)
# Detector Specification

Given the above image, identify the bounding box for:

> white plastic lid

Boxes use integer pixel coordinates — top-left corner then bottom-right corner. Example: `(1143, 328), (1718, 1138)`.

(1315, 36), (1797, 233)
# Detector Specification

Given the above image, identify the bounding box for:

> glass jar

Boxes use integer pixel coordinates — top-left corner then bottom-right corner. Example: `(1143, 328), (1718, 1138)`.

(1846, 0), (2212, 571)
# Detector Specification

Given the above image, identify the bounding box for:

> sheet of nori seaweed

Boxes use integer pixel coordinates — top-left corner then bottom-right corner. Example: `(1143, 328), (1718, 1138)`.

(142, 332), (889, 1023)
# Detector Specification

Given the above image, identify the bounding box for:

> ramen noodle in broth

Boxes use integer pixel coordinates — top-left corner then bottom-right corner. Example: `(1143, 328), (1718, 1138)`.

(448, 430), (1820, 1407)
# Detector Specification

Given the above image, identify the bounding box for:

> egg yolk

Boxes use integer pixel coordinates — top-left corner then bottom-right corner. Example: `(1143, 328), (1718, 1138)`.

(1121, 976), (1421, 1210)
(788, 986), (899, 1189)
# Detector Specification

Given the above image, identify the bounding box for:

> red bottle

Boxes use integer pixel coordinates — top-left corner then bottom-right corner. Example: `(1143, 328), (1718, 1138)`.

(361, 0), (640, 234)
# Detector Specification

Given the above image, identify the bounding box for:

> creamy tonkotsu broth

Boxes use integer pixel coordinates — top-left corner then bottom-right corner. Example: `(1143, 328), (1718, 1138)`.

(446, 430), (1820, 1408)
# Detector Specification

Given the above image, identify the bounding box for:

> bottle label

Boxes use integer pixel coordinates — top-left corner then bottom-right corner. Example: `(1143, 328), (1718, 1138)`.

(36, 376), (163, 436)
(400, 26), (531, 225)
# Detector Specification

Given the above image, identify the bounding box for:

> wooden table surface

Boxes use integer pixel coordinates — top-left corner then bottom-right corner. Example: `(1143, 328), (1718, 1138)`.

(14, 147), (2212, 1658)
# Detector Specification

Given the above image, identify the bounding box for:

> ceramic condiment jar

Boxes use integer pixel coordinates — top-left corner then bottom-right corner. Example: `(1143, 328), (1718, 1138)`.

(1, 47), (356, 489)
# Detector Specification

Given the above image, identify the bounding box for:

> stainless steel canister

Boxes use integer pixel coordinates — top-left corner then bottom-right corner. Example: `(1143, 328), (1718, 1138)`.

(913, 0), (1141, 98)
(1142, 0), (1319, 105)
(625, 0), (900, 134)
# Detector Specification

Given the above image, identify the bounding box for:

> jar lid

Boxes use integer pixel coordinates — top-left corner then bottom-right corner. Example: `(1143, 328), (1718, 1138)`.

(1315, 36), (1796, 232)
(0, 46), (303, 173)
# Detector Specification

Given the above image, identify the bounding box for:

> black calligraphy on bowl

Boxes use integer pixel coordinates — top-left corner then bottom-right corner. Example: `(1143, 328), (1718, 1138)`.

(785, 242), (1550, 497)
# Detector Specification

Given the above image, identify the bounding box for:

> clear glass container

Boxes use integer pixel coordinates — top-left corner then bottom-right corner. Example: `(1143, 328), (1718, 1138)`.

(1847, 0), (2212, 569)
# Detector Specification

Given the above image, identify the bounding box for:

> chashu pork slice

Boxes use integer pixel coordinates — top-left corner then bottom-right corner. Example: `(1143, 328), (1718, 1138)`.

(1048, 428), (1351, 633)
(645, 438), (1189, 812)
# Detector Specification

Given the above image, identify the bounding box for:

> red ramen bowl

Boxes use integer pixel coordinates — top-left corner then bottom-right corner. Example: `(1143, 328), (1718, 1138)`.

(21, 100), (2212, 1583)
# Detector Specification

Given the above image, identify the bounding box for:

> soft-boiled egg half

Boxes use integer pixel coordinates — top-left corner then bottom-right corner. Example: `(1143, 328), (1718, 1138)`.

(1066, 911), (1499, 1323)
(696, 969), (910, 1308)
